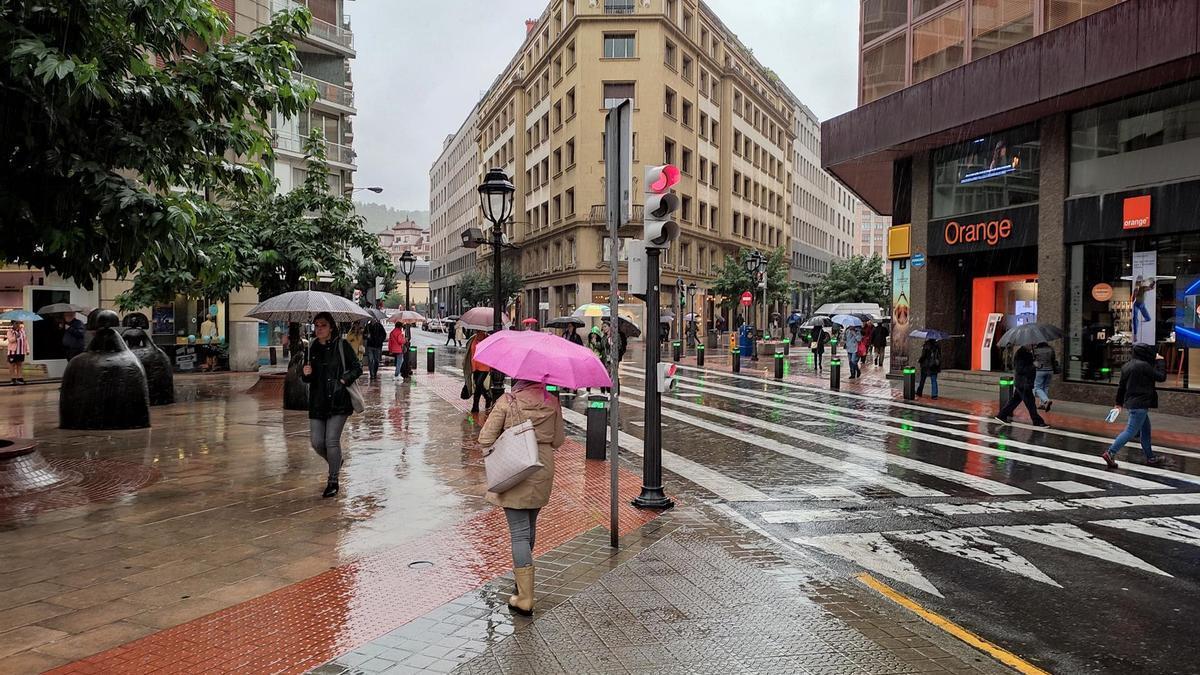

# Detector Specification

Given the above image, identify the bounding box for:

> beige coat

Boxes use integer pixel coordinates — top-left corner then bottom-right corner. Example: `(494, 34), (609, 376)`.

(478, 387), (565, 509)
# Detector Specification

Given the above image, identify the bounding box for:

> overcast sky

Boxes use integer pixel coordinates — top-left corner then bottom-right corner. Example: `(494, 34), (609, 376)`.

(350, 0), (859, 210)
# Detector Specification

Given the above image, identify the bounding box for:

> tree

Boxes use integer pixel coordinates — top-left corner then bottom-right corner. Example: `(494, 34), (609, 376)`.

(1, 1), (316, 288)
(813, 255), (890, 308)
(336, 261), (395, 307)
(459, 263), (525, 308)
(709, 248), (795, 311)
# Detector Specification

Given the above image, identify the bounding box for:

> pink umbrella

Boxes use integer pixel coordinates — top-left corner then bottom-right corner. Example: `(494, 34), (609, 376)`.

(458, 306), (510, 332)
(473, 330), (613, 389)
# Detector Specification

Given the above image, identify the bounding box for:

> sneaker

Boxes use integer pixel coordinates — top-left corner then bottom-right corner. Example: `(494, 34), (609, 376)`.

(1033, 421), (1051, 429)
(1101, 452), (1118, 469)
(322, 480), (339, 498)
(992, 416), (1011, 425)
(1146, 455), (1164, 466)
(931, 396), (938, 400)
(1044, 401), (1053, 412)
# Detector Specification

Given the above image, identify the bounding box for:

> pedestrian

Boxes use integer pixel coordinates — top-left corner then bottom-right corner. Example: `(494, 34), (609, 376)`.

(62, 311), (86, 360)
(563, 327), (583, 346)
(7, 321), (29, 384)
(1101, 343), (1167, 468)
(915, 338), (941, 399)
(364, 320), (386, 382)
(346, 324), (365, 362)
(454, 321), (466, 347)
(863, 321), (875, 360)
(1032, 341), (1059, 411)
(387, 322), (406, 379)
(845, 326), (864, 379)
(811, 327), (829, 373)
(301, 312), (362, 498)
(477, 378), (565, 616)
(871, 321), (890, 367)
(994, 345), (1050, 428)
(445, 318), (459, 346)
(200, 313), (219, 371)
(464, 330), (494, 413)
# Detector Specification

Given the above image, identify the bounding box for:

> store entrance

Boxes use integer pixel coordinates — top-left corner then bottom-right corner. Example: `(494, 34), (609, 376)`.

(971, 275), (1039, 371)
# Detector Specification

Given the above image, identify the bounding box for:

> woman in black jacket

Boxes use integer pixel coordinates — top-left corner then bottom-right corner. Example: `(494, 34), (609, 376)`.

(811, 328), (830, 373)
(994, 345), (1048, 427)
(915, 339), (941, 399)
(1102, 343), (1166, 468)
(301, 312), (363, 497)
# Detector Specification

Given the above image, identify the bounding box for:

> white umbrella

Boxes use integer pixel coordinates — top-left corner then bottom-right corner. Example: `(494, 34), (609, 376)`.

(246, 290), (370, 324)
(390, 310), (426, 325)
(458, 306), (510, 332)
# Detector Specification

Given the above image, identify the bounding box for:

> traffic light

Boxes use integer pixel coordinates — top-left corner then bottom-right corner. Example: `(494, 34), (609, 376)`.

(643, 165), (681, 249)
(656, 362), (678, 393)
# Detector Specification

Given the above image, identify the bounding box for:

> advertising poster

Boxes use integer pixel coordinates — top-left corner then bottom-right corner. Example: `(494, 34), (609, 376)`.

(1130, 250), (1157, 344)
(891, 263), (911, 370)
(152, 305), (174, 335)
(1177, 276), (1200, 347)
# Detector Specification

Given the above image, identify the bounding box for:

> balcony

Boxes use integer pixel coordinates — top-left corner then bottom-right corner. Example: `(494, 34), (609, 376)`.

(273, 131), (357, 168)
(589, 204), (644, 225)
(272, 0), (354, 54)
(295, 72), (354, 110)
(604, 1), (635, 14)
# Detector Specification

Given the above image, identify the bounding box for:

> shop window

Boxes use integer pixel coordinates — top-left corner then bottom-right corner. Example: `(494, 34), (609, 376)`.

(1067, 235), (1200, 390)
(931, 123), (1040, 219)
(861, 34), (906, 104)
(971, 0), (1033, 60)
(1070, 79), (1200, 197)
(912, 4), (965, 84)
(1045, 0), (1121, 30)
(862, 0), (908, 44)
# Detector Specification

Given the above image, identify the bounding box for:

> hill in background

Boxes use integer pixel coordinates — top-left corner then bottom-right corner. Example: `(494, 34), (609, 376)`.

(355, 202), (429, 233)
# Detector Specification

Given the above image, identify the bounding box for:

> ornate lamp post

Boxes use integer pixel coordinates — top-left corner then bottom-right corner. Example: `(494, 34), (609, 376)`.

(398, 250), (416, 311)
(478, 168), (515, 402)
(745, 250), (765, 360)
(686, 282), (697, 351)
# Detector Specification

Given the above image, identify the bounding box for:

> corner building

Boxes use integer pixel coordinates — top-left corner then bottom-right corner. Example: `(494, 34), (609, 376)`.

(824, 0), (1200, 414)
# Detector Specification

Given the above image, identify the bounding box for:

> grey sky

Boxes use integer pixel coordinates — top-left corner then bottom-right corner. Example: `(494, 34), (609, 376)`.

(350, 0), (859, 210)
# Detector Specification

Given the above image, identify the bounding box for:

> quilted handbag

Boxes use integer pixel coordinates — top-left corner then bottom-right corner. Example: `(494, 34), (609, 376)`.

(337, 339), (365, 414)
(483, 394), (543, 493)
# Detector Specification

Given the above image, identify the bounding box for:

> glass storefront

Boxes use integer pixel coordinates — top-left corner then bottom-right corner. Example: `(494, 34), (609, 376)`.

(932, 124), (1040, 219)
(1067, 234), (1200, 390)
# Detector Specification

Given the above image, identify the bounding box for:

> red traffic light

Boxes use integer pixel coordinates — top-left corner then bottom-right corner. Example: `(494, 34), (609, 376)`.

(646, 164), (681, 193)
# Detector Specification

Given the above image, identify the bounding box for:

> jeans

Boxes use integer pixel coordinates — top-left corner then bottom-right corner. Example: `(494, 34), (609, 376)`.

(1033, 369), (1053, 405)
(364, 346), (381, 380)
(504, 507), (541, 567)
(309, 414), (349, 480)
(998, 386), (1045, 425)
(1133, 301), (1151, 336)
(917, 371), (938, 398)
(394, 352), (403, 377)
(848, 352), (861, 378)
(874, 347), (887, 367)
(1106, 408), (1154, 460)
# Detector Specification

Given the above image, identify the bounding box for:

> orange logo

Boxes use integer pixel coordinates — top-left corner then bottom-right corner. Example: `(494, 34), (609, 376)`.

(1091, 283), (1113, 302)
(1123, 195), (1151, 230)
(944, 218), (1013, 247)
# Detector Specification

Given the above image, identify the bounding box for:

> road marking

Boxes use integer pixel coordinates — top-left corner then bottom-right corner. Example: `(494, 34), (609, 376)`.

(891, 528), (1061, 587)
(761, 508), (888, 524)
(620, 394), (946, 498)
(986, 523), (1171, 577)
(1093, 517), (1200, 547)
(657, 374), (1169, 491)
(926, 500), (1078, 516)
(559, 407), (773, 502)
(858, 574), (1052, 675)
(925, 493), (1200, 516)
(797, 532), (944, 597)
(621, 371), (1027, 496)
(1038, 481), (1103, 494)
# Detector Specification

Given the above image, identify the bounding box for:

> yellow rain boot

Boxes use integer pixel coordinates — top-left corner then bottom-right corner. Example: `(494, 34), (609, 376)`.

(508, 565), (535, 616)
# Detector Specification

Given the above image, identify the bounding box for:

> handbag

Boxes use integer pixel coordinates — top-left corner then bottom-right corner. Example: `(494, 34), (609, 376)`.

(337, 338), (366, 414)
(483, 394), (543, 493)
(460, 384), (471, 400)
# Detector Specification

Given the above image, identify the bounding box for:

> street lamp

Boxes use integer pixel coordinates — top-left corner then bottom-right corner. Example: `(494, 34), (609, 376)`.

(744, 251), (765, 360)
(687, 282), (697, 351)
(398, 250), (416, 311)
(344, 186), (384, 195)
(478, 167), (515, 402)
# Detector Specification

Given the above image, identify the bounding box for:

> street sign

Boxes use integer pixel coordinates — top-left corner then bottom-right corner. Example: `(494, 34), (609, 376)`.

(912, 252), (926, 269)
(740, 291), (753, 306)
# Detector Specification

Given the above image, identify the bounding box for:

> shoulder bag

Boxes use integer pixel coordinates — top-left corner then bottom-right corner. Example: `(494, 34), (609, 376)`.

(337, 338), (366, 414)
(483, 394), (543, 493)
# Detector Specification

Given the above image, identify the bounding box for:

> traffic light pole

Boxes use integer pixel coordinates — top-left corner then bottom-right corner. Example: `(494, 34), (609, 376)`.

(634, 247), (674, 510)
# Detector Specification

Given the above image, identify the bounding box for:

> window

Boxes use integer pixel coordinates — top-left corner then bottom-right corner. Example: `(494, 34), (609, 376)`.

(700, 70), (709, 98)
(680, 242), (690, 269)
(682, 55), (693, 82)
(734, 91), (743, 115)
(664, 87), (676, 117)
(733, 212), (741, 235)
(699, 112), (709, 139)
(665, 39), (677, 68)
(912, 5), (965, 84)
(699, 202), (707, 227)
(1045, 0), (1122, 30)
(664, 137), (676, 165)
(710, 162), (718, 185)
(566, 88), (576, 117)
(604, 0), (634, 14)
(699, 157), (708, 183)
(554, 56), (563, 82)
(553, 148), (562, 174)
(682, 10), (692, 36)
(566, 138), (575, 167)
(681, 148), (692, 174)
(681, 99), (692, 127)
(554, 101), (562, 128)
(567, 40), (576, 68)
(732, 170), (741, 195)
(863, 0), (908, 44)
(710, 205), (718, 230)
(862, 34), (906, 104)
(603, 33), (636, 59)
(553, 195), (562, 222)
(565, 188), (575, 215)
(681, 195), (692, 222)
(932, 123), (1040, 219)
(711, 121), (718, 144)
(603, 81), (634, 108)
(972, 0), (1034, 60)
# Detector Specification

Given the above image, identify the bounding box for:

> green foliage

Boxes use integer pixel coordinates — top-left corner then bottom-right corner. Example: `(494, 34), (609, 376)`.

(813, 255), (890, 308)
(459, 263), (525, 308)
(709, 248), (795, 310)
(1, 0), (317, 288)
(381, 292), (403, 310)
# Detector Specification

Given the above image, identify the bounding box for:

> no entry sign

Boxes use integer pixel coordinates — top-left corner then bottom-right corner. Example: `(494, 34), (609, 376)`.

(740, 291), (752, 306)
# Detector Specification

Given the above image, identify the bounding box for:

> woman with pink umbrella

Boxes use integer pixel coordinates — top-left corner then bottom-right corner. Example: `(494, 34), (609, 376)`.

(473, 330), (610, 616)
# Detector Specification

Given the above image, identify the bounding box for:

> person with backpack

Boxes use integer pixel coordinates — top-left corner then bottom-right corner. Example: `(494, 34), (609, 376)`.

(364, 320), (386, 382)
(1102, 343), (1167, 468)
(915, 338), (941, 399)
(994, 345), (1050, 428)
(301, 312), (362, 498)
(811, 327), (830, 373)
(871, 321), (890, 367)
(1032, 341), (1059, 411)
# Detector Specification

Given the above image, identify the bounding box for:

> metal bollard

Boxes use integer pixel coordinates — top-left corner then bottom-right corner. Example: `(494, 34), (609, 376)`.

(426, 347), (435, 373)
(830, 358), (842, 391)
(269, 346), (277, 366)
(999, 378), (1014, 407)
(585, 394), (608, 460)
(672, 340), (682, 362)
(696, 344), (705, 367)
(902, 367), (916, 400)
(731, 348), (741, 373)
(408, 346), (418, 374)
(774, 352), (784, 380)
(1100, 367), (1112, 383)
(784, 340), (790, 356)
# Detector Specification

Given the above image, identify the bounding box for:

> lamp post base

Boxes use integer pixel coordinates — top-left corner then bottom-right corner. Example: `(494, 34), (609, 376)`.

(632, 487), (675, 510)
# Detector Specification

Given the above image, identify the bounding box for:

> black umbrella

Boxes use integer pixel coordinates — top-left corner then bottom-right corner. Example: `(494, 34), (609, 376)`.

(602, 315), (642, 337)
(997, 322), (1064, 347)
(801, 316), (833, 328)
(547, 316), (585, 328)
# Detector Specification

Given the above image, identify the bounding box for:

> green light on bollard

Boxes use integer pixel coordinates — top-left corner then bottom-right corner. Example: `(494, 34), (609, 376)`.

(427, 347), (435, 353)
(1100, 367), (1111, 374)
(546, 385), (559, 393)
(774, 353), (784, 359)
(999, 378), (1013, 385)
(697, 345), (705, 351)
(588, 401), (605, 409)
(903, 367), (916, 374)
(408, 346), (417, 352)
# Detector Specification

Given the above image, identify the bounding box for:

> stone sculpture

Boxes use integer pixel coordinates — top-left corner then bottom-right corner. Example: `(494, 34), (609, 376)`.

(121, 328), (175, 406)
(60, 310), (151, 429)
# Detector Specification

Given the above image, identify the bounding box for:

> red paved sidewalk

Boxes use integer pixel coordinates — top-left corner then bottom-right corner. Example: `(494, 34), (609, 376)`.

(49, 373), (659, 675)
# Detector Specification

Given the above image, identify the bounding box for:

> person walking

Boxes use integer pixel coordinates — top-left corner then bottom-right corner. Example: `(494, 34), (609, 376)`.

(445, 317), (459, 347)
(563, 327), (583, 346)
(1101, 343), (1167, 468)
(200, 313), (219, 371)
(301, 312), (362, 498)
(62, 311), (85, 360)
(464, 331), (493, 413)
(862, 321), (875, 361)
(364, 320), (386, 382)
(915, 338), (941, 399)
(845, 326), (864, 379)
(871, 321), (890, 367)
(7, 321), (29, 384)
(994, 345), (1050, 427)
(811, 327), (830, 373)
(477, 378), (565, 616)
(387, 323), (406, 379)
(1032, 341), (1059, 411)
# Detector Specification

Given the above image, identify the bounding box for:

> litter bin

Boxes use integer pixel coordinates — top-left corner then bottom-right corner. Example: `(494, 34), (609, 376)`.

(586, 394), (608, 460)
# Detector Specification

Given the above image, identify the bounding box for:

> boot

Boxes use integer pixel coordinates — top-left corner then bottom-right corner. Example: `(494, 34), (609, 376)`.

(508, 565), (535, 616)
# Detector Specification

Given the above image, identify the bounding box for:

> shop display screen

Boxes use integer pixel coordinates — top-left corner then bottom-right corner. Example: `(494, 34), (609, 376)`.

(1178, 277), (1200, 347)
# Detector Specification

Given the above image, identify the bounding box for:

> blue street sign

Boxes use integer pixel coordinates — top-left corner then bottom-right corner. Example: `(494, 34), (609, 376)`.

(912, 252), (926, 269)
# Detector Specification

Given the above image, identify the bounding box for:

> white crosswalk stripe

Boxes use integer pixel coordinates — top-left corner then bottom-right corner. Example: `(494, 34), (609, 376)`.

(1039, 481), (1103, 494)
(1093, 517), (1200, 547)
(986, 523), (1171, 577)
(891, 528), (1062, 587)
(795, 532), (946, 598)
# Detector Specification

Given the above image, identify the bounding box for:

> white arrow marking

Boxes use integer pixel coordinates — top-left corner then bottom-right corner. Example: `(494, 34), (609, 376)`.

(891, 528), (1062, 587)
(1093, 517), (1200, 547)
(794, 532), (943, 598)
(987, 523), (1171, 577)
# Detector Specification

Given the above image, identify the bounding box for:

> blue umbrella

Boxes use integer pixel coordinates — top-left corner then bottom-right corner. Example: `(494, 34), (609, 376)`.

(831, 314), (863, 328)
(909, 328), (951, 341)
(0, 310), (42, 322)
(787, 312), (803, 325)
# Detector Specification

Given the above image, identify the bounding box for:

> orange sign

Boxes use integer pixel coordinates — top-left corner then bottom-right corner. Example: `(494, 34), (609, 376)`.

(1123, 195), (1151, 230)
(1091, 283), (1114, 302)
(944, 218), (1013, 247)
